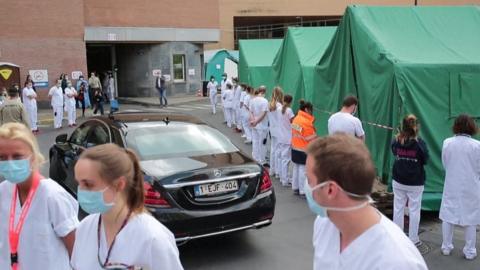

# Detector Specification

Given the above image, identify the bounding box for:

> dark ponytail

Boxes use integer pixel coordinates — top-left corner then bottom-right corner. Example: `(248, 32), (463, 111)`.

(396, 114), (418, 145)
(282, 95), (293, 114)
(299, 99), (313, 113)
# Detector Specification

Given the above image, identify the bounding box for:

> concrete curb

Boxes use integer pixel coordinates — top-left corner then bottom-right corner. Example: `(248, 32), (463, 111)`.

(118, 97), (208, 108)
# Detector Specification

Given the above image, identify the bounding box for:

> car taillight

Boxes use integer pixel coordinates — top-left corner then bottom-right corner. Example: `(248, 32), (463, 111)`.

(144, 182), (170, 208)
(260, 168), (272, 193)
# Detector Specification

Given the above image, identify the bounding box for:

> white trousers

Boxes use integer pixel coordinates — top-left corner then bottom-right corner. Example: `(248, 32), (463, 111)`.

(235, 107), (243, 129)
(252, 128), (268, 164)
(66, 104), (76, 125)
(53, 106), (63, 128)
(210, 92), (217, 114)
(221, 97), (227, 122)
(26, 105), (37, 131)
(242, 112), (252, 141)
(392, 181), (424, 244)
(225, 107), (234, 128)
(278, 143), (291, 185)
(442, 222), (477, 258)
(292, 163), (306, 194)
(269, 135), (279, 175)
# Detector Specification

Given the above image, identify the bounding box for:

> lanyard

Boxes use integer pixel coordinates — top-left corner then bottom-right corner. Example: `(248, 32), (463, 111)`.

(97, 211), (132, 268)
(9, 171), (42, 270)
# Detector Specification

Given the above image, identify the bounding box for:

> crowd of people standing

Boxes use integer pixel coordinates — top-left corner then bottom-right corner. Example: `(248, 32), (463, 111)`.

(209, 75), (480, 268)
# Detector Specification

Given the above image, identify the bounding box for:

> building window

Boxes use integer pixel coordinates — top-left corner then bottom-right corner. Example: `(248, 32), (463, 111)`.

(173, 54), (186, 82)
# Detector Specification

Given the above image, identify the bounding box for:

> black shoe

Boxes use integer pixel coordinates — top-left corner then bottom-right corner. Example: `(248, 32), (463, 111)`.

(293, 189), (299, 195)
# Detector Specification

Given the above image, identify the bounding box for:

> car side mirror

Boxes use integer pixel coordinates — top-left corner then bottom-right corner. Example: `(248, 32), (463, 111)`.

(55, 133), (68, 144)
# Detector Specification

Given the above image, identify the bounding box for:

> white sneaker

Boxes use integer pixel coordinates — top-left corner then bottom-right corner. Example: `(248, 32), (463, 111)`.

(241, 134), (246, 138)
(244, 140), (252, 144)
(465, 253), (477, 260)
(441, 249), (452, 256)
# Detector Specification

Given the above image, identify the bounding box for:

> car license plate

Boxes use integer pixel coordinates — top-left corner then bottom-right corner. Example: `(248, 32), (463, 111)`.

(194, 180), (239, 196)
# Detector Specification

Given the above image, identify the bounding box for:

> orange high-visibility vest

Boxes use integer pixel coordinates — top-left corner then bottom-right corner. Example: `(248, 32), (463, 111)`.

(291, 110), (316, 151)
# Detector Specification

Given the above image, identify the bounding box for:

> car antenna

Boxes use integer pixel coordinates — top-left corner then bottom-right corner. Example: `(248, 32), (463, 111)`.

(163, 117), (170, 125)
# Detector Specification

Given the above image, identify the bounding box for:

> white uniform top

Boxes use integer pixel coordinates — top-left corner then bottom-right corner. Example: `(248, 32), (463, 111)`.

(48, 86), (64, 107)
(313, 215), (427, 270)
(440, 135), (480, 226)
(267, 102), (282, 137)
(328, 112), (365, 138)
(0, 178), (79, 270)
(220, 78), (232, 93)
(207, 81), (218, 95)
(233, 85), (242, 108)
(240, 91), (247, 107)
(250, 96), (269, 130)
(277, 106), (295, 144)
(22, 87), (37, 109)
(71, 212), (183, 270)
(242, 93), (252, 118)
(223, 89), (234, 108)
(64, 87), (77, 107)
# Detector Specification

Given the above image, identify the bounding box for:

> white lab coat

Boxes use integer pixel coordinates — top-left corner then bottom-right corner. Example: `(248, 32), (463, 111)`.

(223, 89), (234, 127)
(0, 178), (79, 270)
(207, 81), (218, 114)
(49, 86), (64, 128)
(22, 87), (38, 130)
(64, 87), (77, 125)
(220, 78), (232, 121)
(313, 215), (427, 270)
(71, 212), (183, 270)
(440, 135), (480, 226)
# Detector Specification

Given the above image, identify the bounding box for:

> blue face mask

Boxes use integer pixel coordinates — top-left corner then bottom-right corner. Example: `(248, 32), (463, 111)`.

(0, 159), (32, 184)
(304, 180), (372, 218)
(77, 187), (115, 214)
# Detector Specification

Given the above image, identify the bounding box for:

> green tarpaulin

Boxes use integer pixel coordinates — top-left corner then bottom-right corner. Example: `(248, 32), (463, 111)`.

(238, 39), (283, 91)
(205, 50), (239, 82)
(314, 5), (480, 210)
(273, 27), (336, 111)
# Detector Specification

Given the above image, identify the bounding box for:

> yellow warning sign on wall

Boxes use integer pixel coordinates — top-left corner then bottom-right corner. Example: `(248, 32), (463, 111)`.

(0, 69), (12, 80)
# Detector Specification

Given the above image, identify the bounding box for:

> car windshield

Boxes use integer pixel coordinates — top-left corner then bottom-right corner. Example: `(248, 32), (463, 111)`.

(125, 124), (238, 160)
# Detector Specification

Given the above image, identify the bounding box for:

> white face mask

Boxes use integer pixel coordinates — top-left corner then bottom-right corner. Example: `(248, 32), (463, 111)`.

(304, 180), (373, 218)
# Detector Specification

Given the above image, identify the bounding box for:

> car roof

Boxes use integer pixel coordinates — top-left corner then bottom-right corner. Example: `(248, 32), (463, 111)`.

(89, 111), (205, 128)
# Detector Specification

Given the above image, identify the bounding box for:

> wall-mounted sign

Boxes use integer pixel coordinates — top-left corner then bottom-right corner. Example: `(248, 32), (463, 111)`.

(29, 69), (49, 87)
(0, 69), (12, 80)
(71, 71), (83, 80)
(163, 74), (171, 81)
(216, 64), (221, 70)
(152, 69), (162, 76)
(107, 33), (117, 41)
(188, 69), (195, 76)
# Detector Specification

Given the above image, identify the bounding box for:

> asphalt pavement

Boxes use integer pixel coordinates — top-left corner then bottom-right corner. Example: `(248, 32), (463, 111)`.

(35, 97), (480, 270)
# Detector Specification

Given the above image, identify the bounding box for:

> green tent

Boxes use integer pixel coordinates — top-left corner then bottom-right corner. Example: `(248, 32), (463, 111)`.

(238, 39), (283, 92)
(272, 27), (336, 111)
(314, 5), (480, 210)
(205, 50), (239, 82)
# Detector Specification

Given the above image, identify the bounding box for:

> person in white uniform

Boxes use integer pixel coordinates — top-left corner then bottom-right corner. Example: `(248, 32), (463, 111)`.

(0, 123), (78, 270)
(305, 134), (427, 270)
(277, 94), (294, 186)
(22, 81), (38, 133)
(233, 78), (243, 132)
(241, 86), (253, 144)
(207, 76), (219, 114)
(71, 143), (183, 270)
(223, 83), (234, 128)
(64, 82), (78, 127)
(48, 80), (64, 129)
(220, 73), (232, 123)
(250, 86), (269, 164)
(328, 95), (365, 140)
(239, 84), (247, 138)
(391, 114), (429, 247)
(440, 114), (480, 260)
(267, 87), (284, 177)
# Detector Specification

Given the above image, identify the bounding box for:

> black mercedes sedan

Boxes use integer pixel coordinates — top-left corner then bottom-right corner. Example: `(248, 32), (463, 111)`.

(49, 112), (275, 243)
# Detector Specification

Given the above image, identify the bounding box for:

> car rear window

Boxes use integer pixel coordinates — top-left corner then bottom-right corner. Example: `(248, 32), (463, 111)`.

(125, 124), (238, 160)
